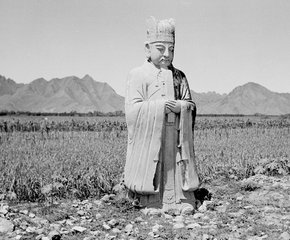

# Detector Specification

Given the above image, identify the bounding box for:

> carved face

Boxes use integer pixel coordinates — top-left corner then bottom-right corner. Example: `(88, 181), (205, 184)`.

(146, 42), (175, 69)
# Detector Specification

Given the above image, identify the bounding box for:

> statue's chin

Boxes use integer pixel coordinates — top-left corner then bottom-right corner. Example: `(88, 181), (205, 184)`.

(160, 62), (172, 69)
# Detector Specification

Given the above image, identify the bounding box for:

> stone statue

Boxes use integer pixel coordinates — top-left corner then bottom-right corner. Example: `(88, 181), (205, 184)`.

(124, 16), (200, 215)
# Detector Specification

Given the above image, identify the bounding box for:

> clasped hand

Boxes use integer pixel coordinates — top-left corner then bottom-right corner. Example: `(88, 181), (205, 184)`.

(165, 100), (181, 114)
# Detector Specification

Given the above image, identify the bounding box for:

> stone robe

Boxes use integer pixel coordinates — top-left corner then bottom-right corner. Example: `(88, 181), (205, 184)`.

(124, 61), (199, 211)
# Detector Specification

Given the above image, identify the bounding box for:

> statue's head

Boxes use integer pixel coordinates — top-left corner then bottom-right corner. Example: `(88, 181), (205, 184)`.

(145, 16), (175, 69)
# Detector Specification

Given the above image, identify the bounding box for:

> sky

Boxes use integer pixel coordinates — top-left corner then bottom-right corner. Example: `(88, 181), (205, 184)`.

(0, 0), (289, 96)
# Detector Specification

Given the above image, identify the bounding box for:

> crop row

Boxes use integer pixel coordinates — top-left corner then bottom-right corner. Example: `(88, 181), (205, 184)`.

(0, 116), (289, 133)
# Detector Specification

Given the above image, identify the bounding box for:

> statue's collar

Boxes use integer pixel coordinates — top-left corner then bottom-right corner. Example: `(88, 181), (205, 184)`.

(143, 60), (173, 74)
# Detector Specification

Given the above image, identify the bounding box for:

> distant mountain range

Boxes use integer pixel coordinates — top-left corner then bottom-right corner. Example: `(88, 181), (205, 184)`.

(0, 75), (124, 113)
(1, 74), (290, 115)
(191, 82), (290, 115)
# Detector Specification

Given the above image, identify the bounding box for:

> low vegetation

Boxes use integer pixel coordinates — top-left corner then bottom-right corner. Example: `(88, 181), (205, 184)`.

(0, 115), (289, 202)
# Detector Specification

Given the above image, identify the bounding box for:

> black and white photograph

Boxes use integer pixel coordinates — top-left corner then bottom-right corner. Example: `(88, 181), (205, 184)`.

(0, 0), (289, 239)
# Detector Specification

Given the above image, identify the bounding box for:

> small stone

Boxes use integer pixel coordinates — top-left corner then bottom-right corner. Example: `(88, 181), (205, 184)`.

(187, 223), (201, 229)
(164, 214), (173, 220)
(193, 212), (204, 219)
(244, 205), (254, 209)
(33, 234), (42, 240)
(280, 232), (290, 240)
(216, 205), (227, 213)
(202, 233), (212, 240)
(106, 235), (116, 240)
(66, 220), (74, 225)
(32, 216), (49, 226)
(20, 209), (29, 215)
(48, 230), (61, 240)
(237, 196), (244, 201)
(148, 208), (162, 216)
(0, 217), (14, 233)
(6, 191), (17, 200)
(134, 216), (143, 223)
(203, 215), (210, 221)
(90, 230), (101, 236)
(26, 226), (36, 233)
(35, 228), (45, 235)
(112, 228), (121, 234)
(173, 223), (185, 229)
(101, 194), (111, 202)
(94, 200), (103, 206)
(198, 200), (213, 212)
(85, 203), (93, 209)
(59, 228), (69, 235)
(103, 223), (111, 230)
(77, 210), (86, 216)
(230, 174), (238, 180)
(272, 182), (280, 188)
(152, 224), (162, 233)
(29, 212), (36, 218)
(141, 207), (162, 216)
(50, 223), (61, 230)
(0, 204), (9, 215)
(124, 224), (133, 235)
(42, 237), (50, 240)
(262, 206), (276, 213)
(174, 215), (184, 222)
(208, 226), (218, 235)
(83, 237), (96, 240)
(15, 236), (22, 240)
(198, 204), (207, 212)
(72, 226), (87, 233)
(108, 218), (118, 227)
(148, 231), (155, 237)
(95, 213), (102, 219)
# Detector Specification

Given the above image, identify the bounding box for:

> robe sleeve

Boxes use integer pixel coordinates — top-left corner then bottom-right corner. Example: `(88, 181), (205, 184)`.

(178, 101), (200, 191)
(124, 68), (166, 194)
(180, 73), (196, 128)
(174, 69), (200, 191)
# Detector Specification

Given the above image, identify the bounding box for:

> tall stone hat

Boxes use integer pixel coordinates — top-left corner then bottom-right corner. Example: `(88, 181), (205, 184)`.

(146, 16), (175, 43)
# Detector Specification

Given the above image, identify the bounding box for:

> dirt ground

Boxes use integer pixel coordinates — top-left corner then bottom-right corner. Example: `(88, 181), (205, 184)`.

(0, 174), (289, 240)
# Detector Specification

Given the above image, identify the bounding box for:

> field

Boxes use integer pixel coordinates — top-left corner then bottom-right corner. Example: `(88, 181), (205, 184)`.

(1, 115), (289, 202)
(0, 115), (290, 239)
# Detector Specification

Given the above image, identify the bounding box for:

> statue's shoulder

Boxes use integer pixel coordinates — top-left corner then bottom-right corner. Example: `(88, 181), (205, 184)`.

(128, 65), (146, 80)
(127, 64), (150, 83)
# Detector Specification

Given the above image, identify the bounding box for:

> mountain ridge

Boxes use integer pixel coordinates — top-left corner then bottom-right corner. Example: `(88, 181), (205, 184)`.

(192, 82), (290, 115)
(0, 74), (124, 113)
(0, 75), (289, 115)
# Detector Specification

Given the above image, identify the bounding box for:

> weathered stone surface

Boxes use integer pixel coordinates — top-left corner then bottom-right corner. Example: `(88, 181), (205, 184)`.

(102, 223), (111, 230)
(0, 217), (14, 233)
(0, 204), (9, 215)
(77, 210), (86, 216)
(173, 222), (185, 229)
(72, 226), (87, 233)
(193, 212), (204, 219)
(48, 230), (61, 240)
(112, 228), (121, 234)
(187, 223), (201, 229)
(124, 224), (133, 235)
(108, 218), (117, 227)
(280, 232), (290, 240)
(173, 215), (184, 222)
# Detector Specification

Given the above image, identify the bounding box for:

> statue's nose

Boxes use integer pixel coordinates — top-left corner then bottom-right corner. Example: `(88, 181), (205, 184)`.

(163, 48), (170, 57)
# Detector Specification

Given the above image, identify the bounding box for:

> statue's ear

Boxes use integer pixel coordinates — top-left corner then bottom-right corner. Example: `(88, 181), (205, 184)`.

(144, 42), (151, 59)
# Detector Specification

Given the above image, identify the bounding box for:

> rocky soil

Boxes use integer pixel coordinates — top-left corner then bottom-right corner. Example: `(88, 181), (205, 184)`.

(0, 174), (289, 240)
